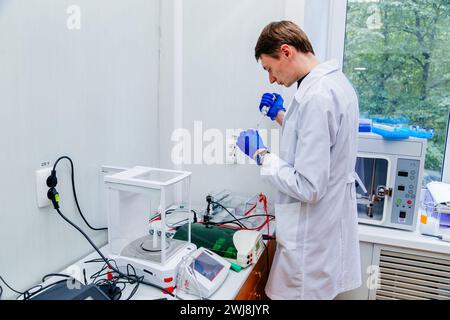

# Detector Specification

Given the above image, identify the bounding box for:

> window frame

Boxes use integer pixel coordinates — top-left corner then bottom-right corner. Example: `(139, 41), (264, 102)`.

(325, 0), (348, 67)
(442, 111), (450, 183)
(328, 0), (449, 183)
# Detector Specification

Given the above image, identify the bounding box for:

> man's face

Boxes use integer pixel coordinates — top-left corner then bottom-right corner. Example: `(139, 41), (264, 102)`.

(260, 51), (298, 87)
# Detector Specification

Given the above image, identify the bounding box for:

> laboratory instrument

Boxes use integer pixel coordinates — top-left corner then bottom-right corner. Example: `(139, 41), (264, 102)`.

(356, 132), (426, 231)
(104, 166), (196, 293)
(177, 247), (230, 298)
(420, 182), (450, 241)
(174, 224), (264, 268)
(208, 190), (258, 217)
(203, 190), (271, 230)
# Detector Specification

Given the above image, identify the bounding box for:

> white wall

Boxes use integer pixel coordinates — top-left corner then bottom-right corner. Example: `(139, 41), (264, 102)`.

(159, 0), (309, 207)
(0, 0), (160, 298)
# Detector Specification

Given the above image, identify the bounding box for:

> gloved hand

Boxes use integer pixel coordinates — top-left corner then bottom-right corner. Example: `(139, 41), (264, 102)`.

(259, 93), (285, 121)
(236, 129), (267, 159)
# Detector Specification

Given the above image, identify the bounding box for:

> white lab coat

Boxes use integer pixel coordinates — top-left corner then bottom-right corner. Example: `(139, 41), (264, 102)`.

(262, 60), (362, 300)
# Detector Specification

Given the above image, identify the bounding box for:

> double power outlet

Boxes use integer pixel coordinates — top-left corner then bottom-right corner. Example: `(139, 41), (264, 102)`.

(36, 166), (52, 208)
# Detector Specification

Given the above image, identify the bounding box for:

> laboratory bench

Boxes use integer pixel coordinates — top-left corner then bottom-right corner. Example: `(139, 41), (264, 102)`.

(358, 224), (450, 255)
(37, 223), (450, 300)
(45, 239), (276, 301)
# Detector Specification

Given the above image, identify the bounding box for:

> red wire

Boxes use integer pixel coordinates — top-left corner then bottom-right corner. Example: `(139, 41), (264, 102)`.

(259, 193), (270, 237)
(244, 203), (257, 216)
(189, 193), (272, 235)
(149, 216), (161, 223)
(216, 193), (271, 233)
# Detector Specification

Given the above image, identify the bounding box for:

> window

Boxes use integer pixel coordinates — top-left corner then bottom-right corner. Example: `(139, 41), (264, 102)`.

(342, 0), (449, 184)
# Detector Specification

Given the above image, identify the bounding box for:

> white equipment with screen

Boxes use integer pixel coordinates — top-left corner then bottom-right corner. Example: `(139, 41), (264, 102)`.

(104, 166), (196, 293)
(356, 133), (427, 231)
(177, 247), (230, 298)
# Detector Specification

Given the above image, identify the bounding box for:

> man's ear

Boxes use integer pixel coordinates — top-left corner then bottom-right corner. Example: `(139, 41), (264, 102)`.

(280, 44), (291, 58)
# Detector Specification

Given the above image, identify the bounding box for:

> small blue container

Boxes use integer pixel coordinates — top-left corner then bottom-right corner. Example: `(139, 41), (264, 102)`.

(371, 124), (410, 140)
(359, 119), (372, 132)
(407, 126), (434, 139)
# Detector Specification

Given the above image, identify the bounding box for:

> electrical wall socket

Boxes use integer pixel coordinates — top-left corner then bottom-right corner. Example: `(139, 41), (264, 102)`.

(36, 167), (52, 208)
(225, 135), (238, 164)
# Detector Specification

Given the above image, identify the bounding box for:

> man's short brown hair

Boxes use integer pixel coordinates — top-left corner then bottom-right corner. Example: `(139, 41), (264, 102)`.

(254, 20), (315, 61)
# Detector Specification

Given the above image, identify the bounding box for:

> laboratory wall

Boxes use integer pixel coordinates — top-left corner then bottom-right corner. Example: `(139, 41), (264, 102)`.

(0, 0), (161, 298)
(159, 0), (305, 208)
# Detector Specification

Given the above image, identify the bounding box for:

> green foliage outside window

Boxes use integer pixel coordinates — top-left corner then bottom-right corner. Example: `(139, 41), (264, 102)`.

(343, 0), (449, 182)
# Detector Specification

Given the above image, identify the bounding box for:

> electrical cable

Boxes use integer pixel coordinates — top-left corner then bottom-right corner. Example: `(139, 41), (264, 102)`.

(52, 156), (107, 231)
(213, 193), (273, 273)
(20, 279), (78, 300)
(210, 201), (246, 228)
(41, 273), (71, 283)
(209, 214), (275, 226)
(0, 276), (25, 296)
(53, 206), (179, 298)
(262, 241), (269, 276)
(150, 209), (197, 225)
(83, 269), (87, 285)
(124, 264), (140, 300)
(209, 193), (273, 232)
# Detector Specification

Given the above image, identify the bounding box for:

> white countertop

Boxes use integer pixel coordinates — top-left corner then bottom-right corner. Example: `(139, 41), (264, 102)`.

(358, 224), (450, 255)
(41, 220), (450, 300)
(54, 245), (259, 301)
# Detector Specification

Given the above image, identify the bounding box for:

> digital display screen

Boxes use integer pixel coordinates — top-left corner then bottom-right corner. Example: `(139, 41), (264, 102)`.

(398, 171), (409, 177)
(194, 252), (224, 281)
(398, 185), (405, 191)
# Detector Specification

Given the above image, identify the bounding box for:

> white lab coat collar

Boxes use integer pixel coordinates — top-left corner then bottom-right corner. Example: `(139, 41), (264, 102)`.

(282, 60), (341, 125)
(295, 59), (341, 103)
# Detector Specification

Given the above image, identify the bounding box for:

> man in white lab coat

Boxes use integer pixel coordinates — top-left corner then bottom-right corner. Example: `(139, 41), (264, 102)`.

(236, 21), (362, 299)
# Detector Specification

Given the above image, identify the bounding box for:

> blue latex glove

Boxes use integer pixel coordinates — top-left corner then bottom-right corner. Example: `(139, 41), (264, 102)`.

(236, 129), (267, 159)
(258, 93), (285, 121)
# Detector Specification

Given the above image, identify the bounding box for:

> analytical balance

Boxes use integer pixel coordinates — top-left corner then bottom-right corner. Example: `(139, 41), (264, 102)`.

(104, 166), (196, 292)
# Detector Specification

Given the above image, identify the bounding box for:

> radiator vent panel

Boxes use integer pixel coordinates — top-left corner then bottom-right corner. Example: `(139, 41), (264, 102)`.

(376, 249), (450, 300)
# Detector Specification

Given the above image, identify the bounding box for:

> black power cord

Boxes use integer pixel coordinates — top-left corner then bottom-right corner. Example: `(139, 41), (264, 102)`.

(0, 274), (75, 300)
(19, 278), (80, 300)
(48, 156), (107, 231)
(46, 156), (180, 299)
(208, 213), (275, 226)
(0, 276), (25, 299)
(209, 200), (247, 228)
(52, 204), (177, 297)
